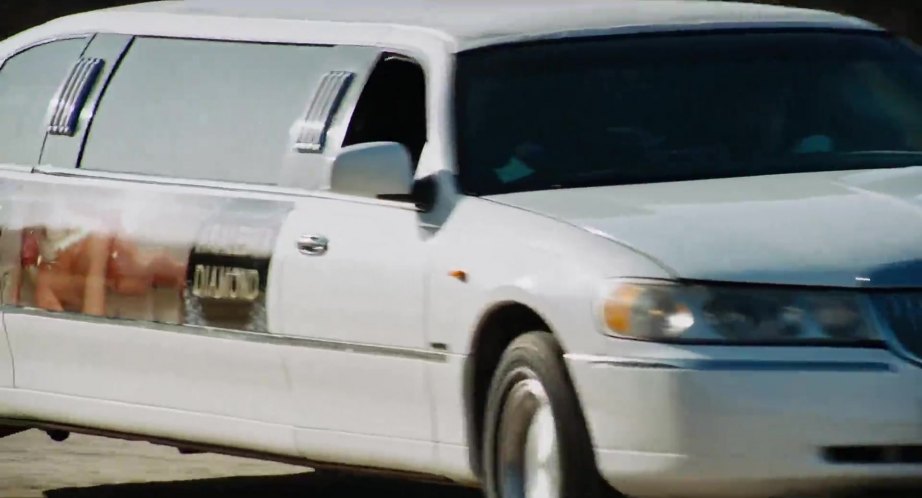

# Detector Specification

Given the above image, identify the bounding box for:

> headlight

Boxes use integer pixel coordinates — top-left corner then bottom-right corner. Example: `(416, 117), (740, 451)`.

(598, 280), (879, 344)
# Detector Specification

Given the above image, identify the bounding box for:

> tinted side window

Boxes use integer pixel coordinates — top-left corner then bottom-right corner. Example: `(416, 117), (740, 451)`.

(0, 38), (88, 165)
(81, 38), (331, 184)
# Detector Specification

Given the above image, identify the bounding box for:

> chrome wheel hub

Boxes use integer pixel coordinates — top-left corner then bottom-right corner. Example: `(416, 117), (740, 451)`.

(498, 375), (561, 498)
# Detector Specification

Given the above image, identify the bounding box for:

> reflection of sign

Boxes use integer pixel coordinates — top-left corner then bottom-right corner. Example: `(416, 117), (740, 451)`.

(191, 265), (260, 301)
(193, 224), (275, 257)
(0, 179), (291, 333)
(184, 210), (283, 332)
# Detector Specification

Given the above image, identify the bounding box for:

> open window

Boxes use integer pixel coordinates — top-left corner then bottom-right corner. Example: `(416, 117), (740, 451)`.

(343, 54), (427, 168)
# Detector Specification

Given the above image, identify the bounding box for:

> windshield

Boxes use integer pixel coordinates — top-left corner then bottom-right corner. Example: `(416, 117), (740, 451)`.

(454, 30), (922, 195)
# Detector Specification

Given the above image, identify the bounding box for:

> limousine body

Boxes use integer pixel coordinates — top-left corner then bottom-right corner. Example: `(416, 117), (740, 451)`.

(0, 1), (921, 497)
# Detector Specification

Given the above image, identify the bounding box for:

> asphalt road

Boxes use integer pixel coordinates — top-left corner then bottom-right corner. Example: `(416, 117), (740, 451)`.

(0, 430), (481, 498)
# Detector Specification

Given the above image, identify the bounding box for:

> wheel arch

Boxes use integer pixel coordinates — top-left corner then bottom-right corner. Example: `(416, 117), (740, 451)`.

(463, 299), (555, 477)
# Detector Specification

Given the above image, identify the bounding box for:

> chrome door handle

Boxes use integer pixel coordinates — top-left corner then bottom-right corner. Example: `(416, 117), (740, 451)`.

(297, 235), (329, 256)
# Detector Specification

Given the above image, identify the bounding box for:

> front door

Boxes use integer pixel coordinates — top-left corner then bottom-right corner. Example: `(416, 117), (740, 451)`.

(272, 53), (439, 463)
(272, 194), (440, 470)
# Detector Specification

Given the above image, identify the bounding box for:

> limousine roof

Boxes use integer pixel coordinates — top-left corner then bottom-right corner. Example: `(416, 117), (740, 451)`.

(17, 0), (880, 54)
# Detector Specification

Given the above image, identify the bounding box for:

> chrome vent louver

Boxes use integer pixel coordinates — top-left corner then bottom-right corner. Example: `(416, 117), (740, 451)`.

(48, 57), (105, 136)
(294, 71), (355, 153)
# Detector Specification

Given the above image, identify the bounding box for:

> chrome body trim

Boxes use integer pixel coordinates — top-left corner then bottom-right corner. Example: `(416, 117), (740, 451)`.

(31, 165), (420, 211)
(294, 71), (355, 153)
(0, 35), (92, 67)
(564, 354), (896, 373)
(48, 57), (104, 136)
(0, 164), (35, 174)
(2, 307), (449, 363)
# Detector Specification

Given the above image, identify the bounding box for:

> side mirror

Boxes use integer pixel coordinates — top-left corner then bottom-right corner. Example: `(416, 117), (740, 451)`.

(377, 175), (438, 212)
(408, 175), (437, 213)
(330, 142), (413, 199)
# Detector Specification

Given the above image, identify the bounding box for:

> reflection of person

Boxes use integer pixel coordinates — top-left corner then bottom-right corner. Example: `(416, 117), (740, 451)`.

(0, 228), (23, 306)
(107, 237), (188, 295)
(22, 227), (108, 315)
(21, 227), (187, 316)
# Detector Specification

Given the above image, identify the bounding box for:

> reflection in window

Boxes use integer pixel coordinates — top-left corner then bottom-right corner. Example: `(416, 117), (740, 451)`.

(456, 31), (922, 195)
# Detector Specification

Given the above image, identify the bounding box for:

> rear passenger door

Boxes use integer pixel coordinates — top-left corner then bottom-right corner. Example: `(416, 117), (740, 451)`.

(0, 35), (92, 390)
(0, 36), (379, 448)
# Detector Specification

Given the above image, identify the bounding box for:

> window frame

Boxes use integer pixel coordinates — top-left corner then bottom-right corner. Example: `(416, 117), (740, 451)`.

(1, 30), (441, 213)
(75, 35), (387, 189)
(341, 52), (429, 170)
(66, 35), (436, 200)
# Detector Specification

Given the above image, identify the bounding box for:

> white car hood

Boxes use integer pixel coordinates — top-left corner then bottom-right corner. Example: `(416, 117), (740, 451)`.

(486, 168), (922, 288)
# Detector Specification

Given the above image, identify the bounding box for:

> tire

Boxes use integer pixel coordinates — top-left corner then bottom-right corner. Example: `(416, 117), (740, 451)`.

(482, 331), (620, 498)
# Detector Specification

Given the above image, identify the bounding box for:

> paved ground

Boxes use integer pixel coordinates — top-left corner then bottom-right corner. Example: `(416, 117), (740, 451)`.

(0, 430), (481, 498)
(1, 430), (918, 498)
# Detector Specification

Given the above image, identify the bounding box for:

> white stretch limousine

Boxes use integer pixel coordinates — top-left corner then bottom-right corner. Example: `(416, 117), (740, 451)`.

(0, 1), (921, 497)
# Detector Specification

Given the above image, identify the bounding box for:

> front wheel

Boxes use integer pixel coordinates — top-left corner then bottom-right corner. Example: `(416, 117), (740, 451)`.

(482, 332), (619, 498)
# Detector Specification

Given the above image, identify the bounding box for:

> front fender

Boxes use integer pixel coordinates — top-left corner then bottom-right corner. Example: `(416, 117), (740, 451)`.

(426, 198), (670, 355)
(422, 197), (670, 451)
